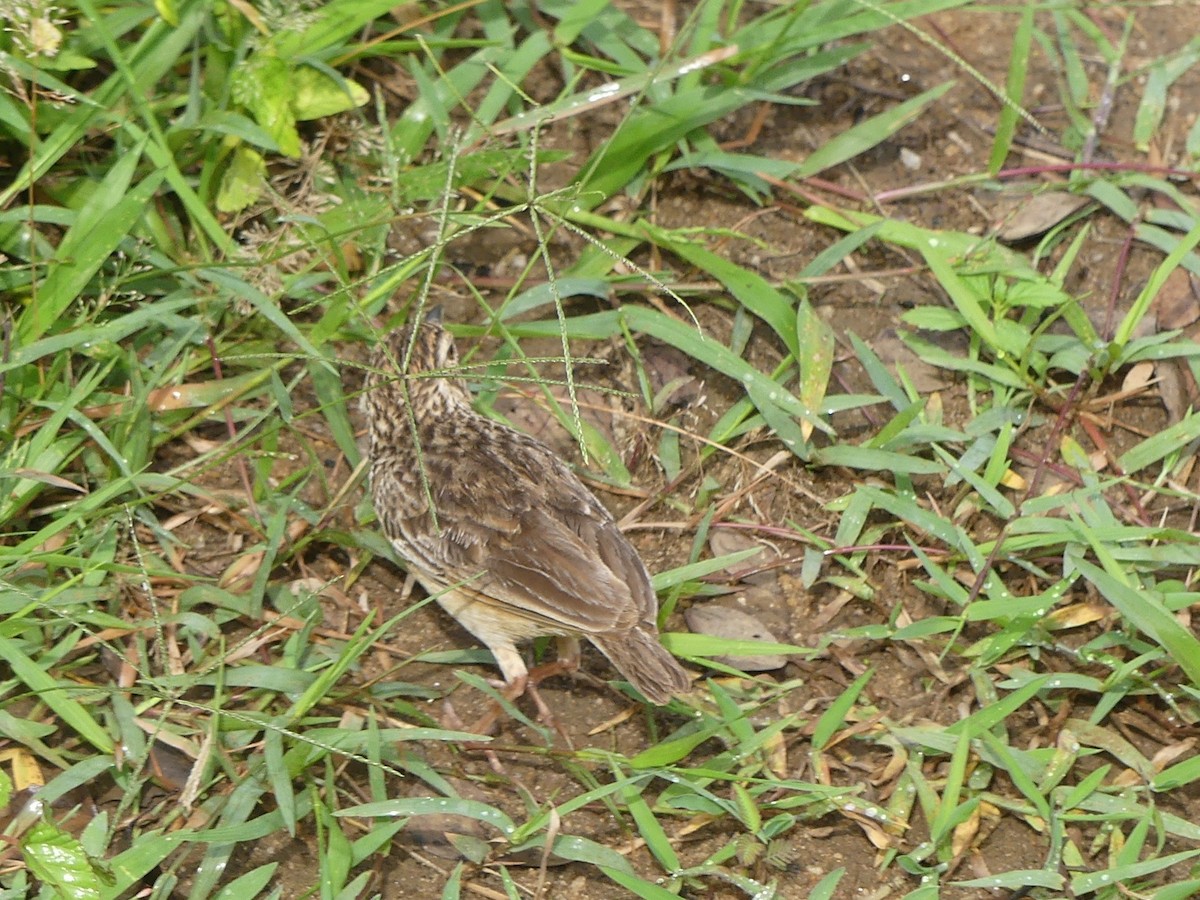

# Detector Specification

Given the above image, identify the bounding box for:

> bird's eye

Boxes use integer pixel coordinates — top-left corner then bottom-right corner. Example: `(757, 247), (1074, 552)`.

(439, 334), (457, 366)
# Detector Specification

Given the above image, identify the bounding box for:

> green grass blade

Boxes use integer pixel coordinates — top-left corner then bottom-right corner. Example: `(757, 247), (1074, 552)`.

(988, 2), (1033, 174)
(0, 635), (114, 754)
(796, 82), (954, 178)
(1068, 554), (1200, 688)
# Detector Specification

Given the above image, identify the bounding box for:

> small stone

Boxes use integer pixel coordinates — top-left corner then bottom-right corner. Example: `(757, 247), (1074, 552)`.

(899, 147), (922, 171)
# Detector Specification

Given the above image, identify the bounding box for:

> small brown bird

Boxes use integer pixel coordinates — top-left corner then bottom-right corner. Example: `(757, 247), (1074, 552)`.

(362, 309), (690, 708)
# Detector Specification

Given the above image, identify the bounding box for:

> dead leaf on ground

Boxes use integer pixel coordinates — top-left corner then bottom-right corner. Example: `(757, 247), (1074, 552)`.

(993, 191), (1091, 242)
(1152, 267), (1200, 331)
(403, 813), (492, 862)
(708, 528), (775, 581)
(684, 604), (787, 671)
(401, 777), (494, 862)
(642, 342), (702, 409)
(1147, 268), (1200, 423)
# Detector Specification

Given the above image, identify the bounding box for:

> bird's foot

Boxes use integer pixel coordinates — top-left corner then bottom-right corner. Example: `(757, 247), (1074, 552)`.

(522, 660), (578, 749)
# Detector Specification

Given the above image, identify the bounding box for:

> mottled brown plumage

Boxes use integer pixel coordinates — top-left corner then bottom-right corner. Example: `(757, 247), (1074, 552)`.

(362, 312), (690, 705)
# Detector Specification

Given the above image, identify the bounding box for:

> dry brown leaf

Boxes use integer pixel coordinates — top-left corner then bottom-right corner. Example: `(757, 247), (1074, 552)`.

(11, 468), (87, 493)
(809, 588), (855, 629)
(0, 747), (45, 790)
(220, 550), (264, 590)
(1045, 601), (1108, 629)
(764, 730), (788, 778)
(708, 529), (768, 577)
(684, 604), (788, 671)
(224, 627), (289, 664)
(1150, 739), (1196, 771)
(587, 705), (638, 736)
(871, 741), (908, 787)
(995, 191), (1091, 242)
(951, 804), (981, 857)
(1156, 357), (1195, 424)
(1148, 268), (1200, 421)
(135, 719), (201, 759)
(1108, 768), (1137, 787)
(843, 808), (893, 849)
(1153, 267), (1200, 331)
(16, 375), (266, 437)
(1122, 360), (1156, 393)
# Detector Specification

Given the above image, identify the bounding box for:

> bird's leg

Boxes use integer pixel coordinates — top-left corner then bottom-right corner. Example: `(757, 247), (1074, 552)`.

(441, 697), (507, 775)
(523, 635), (580, 712)
(453, 645), (529, 740)
(525, 636), (605, 691)
(463, 641), (580, 746)
(515, 636), (582, 747)
(441, 670), (527, 778)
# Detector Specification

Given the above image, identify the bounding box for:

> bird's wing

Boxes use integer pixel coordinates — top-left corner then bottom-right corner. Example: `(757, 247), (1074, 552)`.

(388, 436), (650, 635)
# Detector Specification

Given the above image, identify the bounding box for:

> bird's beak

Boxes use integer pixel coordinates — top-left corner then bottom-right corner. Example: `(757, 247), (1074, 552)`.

(424, 305), (444, 325)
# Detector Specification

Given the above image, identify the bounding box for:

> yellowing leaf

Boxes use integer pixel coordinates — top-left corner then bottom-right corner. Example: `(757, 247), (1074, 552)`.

(154, 0), (179, 27)
(1045, 602), (1108, 629)
(290, 67), (369, 120)
(231, 53), (301, 157)
(216, 145), (266, 213)
(999, 468), (1027, 490)
(796, 298), (834, 441)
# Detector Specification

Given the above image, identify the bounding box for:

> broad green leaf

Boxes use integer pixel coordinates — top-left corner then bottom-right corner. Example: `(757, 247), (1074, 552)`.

(1117, 410), (1200, 475)
(813, 445), (944, 475)
(273, 0), (403, 58)
(1133, 43), (1200, 151)
(651, 547), (765, 591)
(955, 870), (1064, 890)
(1070, 554), (1200, 688)
(549, 835), (635, 875)
(22, 821), (103, 900)
(601, 867), (682, 899)
(639, 223), (798, 356)
(153, 0), (177, 24)
(1114, 217), (1200, 348)
(621, 780), (681, 871)
(231, 52), (301, 158)
(1071, 850), (1200, 894)
(813, 669), (872, 750)
(662, 633), (810, 658)
(946, 675), (1049, 736)
(212, 864), (278, 900)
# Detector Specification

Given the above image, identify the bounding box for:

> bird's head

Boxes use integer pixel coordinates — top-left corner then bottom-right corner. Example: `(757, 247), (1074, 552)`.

(362, 307), (472, 439)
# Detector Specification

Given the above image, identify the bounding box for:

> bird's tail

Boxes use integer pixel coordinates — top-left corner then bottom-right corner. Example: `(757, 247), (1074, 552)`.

(591, 628), (690, 705)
